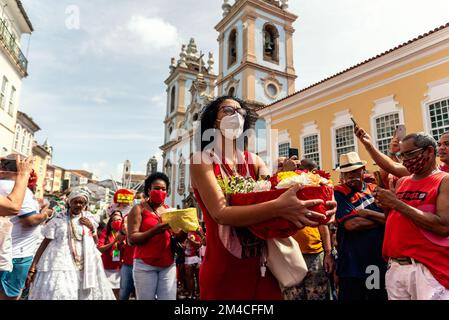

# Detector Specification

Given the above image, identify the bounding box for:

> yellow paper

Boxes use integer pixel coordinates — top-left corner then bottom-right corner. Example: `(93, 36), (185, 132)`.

(161, 208), (200, 233)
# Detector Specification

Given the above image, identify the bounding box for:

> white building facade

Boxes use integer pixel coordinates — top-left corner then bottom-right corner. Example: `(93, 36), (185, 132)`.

(0, 0), (32, 156)
(12, 110), (40, 156)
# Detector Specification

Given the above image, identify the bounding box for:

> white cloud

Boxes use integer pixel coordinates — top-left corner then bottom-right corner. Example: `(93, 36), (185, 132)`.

(87, 15), (181, 56)
(127, 16), (180, 49)
(65, 132), (157, 142)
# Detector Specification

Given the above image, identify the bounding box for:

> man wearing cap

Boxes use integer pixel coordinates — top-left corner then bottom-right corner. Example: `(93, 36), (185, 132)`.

(0, 155), (53, 300)
(334, 152), (388, 300)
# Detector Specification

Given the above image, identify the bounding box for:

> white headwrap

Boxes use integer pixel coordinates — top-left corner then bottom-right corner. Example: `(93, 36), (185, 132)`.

(67, 187), (91, 205)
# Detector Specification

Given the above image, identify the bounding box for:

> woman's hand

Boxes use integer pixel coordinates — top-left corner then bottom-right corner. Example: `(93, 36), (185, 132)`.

(79, 217), (95, 233)
(274, 184), (326, 228)
(153, 223), (170, 235)
(115, 232), (125, 243)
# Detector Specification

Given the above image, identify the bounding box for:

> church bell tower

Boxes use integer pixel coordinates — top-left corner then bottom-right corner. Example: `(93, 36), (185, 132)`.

(216, 0), (297, 106)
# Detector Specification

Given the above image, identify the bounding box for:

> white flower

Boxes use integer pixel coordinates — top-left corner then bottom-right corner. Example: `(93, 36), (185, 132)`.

(254, 180), (272, 192)
(276, 174), (309, 189)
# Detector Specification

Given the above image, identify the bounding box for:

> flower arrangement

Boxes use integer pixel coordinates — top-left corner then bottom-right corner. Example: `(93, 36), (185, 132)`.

(217, 170), (334, 239)
(217, 170), (332, 195)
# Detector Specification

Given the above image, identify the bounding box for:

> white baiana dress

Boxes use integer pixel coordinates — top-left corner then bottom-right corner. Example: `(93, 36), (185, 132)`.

(29, 211), (115, 300)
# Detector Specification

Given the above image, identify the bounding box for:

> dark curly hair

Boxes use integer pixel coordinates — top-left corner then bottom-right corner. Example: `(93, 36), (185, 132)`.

(144, 172), (170, 197)
(197, 95), (252, 152)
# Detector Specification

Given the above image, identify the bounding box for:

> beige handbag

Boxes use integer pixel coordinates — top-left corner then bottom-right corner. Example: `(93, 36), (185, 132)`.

(0, 217), (13, 272)
(266, 236), (308, 288)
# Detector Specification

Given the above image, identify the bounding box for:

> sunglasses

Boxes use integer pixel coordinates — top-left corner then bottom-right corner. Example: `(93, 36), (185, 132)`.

(397, 147), (426, 161)
(220, 106), (247, 117)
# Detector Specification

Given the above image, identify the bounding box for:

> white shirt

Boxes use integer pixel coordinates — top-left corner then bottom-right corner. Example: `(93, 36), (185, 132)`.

(0, 180), (41, 258)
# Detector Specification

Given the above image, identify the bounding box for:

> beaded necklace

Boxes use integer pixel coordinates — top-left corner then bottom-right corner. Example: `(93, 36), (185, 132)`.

(67, 211), (84, 270)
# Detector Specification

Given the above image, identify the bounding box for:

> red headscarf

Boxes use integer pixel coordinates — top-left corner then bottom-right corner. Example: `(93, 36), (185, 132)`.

(28, 170), (38, 190)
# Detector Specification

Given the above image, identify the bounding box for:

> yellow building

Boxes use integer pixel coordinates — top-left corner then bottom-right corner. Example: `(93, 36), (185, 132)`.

(32, 140), (52, 199)
(257, 23), (449, 180)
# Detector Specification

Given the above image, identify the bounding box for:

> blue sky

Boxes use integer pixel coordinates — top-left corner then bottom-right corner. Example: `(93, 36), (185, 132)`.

(19, 0), (449, 180)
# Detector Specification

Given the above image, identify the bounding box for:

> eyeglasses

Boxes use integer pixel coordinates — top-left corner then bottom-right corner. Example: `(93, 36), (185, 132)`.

(220, 106), (247, 117)
(397, 147), (425, 161)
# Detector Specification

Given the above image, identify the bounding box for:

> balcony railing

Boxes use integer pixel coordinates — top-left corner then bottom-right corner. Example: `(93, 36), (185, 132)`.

(0, 18), (28, 74)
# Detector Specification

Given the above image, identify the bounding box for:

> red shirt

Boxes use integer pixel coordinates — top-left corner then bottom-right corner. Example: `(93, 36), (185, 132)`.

(98, 228), (123, 270)
(383, 171), (449, 289)
(133, 207), (174, 268)
(195, 151), (282, 300)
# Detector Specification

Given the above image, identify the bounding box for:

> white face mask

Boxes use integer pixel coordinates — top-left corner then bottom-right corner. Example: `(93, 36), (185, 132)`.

(219, 113), (245, 140)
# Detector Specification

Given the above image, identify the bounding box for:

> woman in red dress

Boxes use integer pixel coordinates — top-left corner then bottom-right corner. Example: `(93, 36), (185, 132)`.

(190, 96), (337, 300)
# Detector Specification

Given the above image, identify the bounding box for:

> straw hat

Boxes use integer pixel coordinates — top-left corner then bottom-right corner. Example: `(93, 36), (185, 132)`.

(336, 151), (367, 173)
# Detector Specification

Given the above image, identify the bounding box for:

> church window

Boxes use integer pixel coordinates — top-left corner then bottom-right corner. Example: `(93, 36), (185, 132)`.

(228, 86), (235, 97)
(170, 86), (176, 113)
(228, 29), (237, 67)
(263, 24), (279, 63)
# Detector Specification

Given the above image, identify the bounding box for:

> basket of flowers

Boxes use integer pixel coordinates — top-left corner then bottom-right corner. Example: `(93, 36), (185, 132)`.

(218, 170), (333, 240)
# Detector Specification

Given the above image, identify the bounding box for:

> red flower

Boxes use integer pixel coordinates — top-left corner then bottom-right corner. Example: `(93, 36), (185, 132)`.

(268, 175), (279, 189)
(313, 170), (331, 180)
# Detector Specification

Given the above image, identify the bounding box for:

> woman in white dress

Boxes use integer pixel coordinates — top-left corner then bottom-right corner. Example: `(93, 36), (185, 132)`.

(27, 188), (115, 300)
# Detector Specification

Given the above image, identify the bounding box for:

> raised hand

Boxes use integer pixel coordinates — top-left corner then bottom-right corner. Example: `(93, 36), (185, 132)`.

(16, 155), (34, 177)
(354, 127), (372, 146)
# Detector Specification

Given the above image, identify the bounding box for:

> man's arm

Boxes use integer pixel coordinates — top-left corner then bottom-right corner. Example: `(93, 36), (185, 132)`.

(357, 208), (386, 225)
(343, 217), (380, 231)
(354, 127), (409, 178)
(19, 205), (53, 227)
(0, 156), (33, 216)
(375, 179), (449, 237)
(318, 225), (334, 273)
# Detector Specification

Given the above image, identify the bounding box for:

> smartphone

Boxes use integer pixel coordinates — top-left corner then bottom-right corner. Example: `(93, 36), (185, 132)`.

(49, 200), (59, 209)
(288, 148), (299, 158)
(350, 117), (359, 128)
(395, 124), (406, 141)
(0, 159), (17, 172)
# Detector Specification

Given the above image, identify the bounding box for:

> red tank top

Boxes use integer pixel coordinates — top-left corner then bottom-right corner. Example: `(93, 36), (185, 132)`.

(194, 151), (282, 300)
(383, 171), (449, 289)
(133, 205), (174, 268)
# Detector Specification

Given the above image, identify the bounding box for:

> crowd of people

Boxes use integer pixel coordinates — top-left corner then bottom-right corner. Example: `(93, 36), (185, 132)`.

(1, 95), (449, 300)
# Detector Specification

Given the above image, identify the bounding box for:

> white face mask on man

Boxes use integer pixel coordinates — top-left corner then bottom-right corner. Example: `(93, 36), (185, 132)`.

(219, 113), (245, 140)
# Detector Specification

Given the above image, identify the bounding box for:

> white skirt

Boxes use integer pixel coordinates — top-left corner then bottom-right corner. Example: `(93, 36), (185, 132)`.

(29, 270), (115, 300)
(104, 269), (121, 289)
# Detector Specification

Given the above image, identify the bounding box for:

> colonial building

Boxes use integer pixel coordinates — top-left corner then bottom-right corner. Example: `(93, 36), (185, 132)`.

(257, 22), (449, 180)
(32, 139), (52, 199)
(44, 164), (64, 194)
(12, 110), (40, 157)
(0, 0), (32, 156)
(160, 0), (296, 209)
